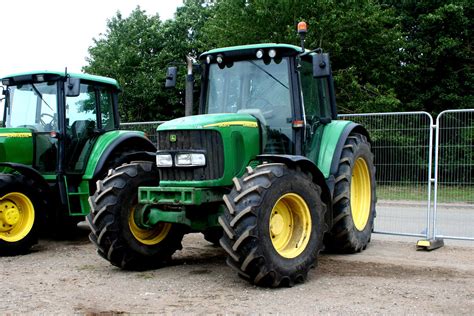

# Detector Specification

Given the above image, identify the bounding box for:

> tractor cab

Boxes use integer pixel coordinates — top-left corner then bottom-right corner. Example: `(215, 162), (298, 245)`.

(1, 71), (120, 174)
(199, 43), (337, 157)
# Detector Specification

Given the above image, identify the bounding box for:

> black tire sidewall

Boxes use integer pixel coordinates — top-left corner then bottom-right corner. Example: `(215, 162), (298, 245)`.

(114, 164), (172, 257)
(0, 174), (42, 253)
(329, 133), (376, 252)
(256, 170), (323, 276)
(350, 140), (376, 239)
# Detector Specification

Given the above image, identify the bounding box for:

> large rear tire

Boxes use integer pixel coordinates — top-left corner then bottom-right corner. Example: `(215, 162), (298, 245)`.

(0, 174), (44, 255)
(219, 163), (327, 287)
(87, 161), (186, 270)
(325, 133), (376, 253)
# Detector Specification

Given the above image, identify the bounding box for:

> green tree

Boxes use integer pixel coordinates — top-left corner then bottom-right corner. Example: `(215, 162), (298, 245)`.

(387, 0), (473, 113)
(202, 0), (403, 113)
(84, 1), (213, 122)
(84, 8), (171, 121)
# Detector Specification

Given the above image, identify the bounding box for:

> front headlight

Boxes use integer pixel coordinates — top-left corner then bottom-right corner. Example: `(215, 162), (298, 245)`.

(175, 153), (206, 167)
(156, 154), (173, 167)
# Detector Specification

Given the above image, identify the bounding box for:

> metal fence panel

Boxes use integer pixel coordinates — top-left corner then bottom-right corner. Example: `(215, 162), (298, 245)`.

(120, 121), (164, 144)
(339, 112), (433, 237)
(433, 110), (474, 240)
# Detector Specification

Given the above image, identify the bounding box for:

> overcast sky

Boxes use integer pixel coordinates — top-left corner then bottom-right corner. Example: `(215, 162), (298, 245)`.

(0, 0), (183, 78)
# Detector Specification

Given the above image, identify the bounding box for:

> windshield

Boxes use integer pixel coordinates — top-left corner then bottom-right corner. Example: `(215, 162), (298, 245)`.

(5, 81), (58, 132)
(205, 57), (294, 154)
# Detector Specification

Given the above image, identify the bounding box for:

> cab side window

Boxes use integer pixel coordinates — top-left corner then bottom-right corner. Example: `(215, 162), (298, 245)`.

(300, 60), (331, 123)
(99, 87), (115, 130)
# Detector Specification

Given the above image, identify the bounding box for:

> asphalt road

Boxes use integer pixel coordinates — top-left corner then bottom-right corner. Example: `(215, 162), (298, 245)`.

(375, 201), (474, 239)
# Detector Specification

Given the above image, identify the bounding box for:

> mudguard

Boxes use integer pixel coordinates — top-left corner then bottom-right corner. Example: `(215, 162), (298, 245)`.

(315, 121), (370, 195)
(0, 162), (52, 199)
(83, 130), (156, 180)
(257, 154), (331, 206)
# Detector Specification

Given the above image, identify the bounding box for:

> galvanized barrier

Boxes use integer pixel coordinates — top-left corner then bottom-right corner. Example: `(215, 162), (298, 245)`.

(339, 112), (434, 238)
(433, 110), (474, 241)
(120, 121), (164, 144)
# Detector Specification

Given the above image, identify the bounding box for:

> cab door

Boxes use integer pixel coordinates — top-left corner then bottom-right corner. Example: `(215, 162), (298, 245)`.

(64, 84), (116, 173)
(299, 59), (333, 162)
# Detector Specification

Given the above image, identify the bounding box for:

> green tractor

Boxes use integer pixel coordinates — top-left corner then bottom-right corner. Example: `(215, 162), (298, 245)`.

(87, 28), (376, 287)
(0, 71), (155, 255)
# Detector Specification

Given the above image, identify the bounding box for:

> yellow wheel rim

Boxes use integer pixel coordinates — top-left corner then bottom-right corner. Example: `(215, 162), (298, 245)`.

(129, 207), (171, 245)
(351, 157), (372, 231)
(269, 193), (312, 258)
(0, 192), (35, 242)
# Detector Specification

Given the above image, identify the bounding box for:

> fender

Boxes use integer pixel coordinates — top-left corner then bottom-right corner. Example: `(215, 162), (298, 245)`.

(319, 122), (371, 196)
(257, 154), (331, 207)
(316, 121), (370, 194)
(329, 123), (370, 176)
(0, 162), (52, 199)
(83, 130), (156, 180)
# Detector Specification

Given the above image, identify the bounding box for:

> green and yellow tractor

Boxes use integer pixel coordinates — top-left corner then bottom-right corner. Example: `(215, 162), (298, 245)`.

(87, 26), (376, 287)
(0, 71), (155, 255)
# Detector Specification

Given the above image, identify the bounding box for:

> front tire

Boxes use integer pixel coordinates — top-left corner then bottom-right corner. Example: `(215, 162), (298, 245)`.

(0, 174), (44, 255)
(219, 163), (327, 287)
(87, 161), (186, 270)
(325, 133), (376, 253)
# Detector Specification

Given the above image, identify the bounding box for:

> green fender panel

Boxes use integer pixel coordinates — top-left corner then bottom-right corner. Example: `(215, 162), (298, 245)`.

(83, 130), (151, 180)
(314, 120), (353, 178)
(312, 120), (370, 180)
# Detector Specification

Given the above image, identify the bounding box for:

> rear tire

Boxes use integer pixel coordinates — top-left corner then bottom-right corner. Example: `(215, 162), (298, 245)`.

(87, 161), (186, 270)
(325, 133), (376, 253)
(0, 174), (44, 255)
(220, 163), (327, 287)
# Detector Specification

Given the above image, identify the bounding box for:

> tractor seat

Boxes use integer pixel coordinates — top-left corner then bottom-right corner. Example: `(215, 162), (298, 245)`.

(71, 120), (95, 140)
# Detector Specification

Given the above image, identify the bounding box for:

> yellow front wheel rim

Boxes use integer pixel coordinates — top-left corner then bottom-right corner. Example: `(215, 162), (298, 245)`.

(351, 157), (372, 231)
(270, 193), (312, 258)
(0, 192), (35, 242)
(129, 207), (171, 245)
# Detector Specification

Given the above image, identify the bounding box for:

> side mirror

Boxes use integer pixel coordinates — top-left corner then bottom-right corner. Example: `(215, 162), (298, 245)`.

(65, 77), (80, 97)
(312, 53), (331, 78)
(165, 66), (177, 88)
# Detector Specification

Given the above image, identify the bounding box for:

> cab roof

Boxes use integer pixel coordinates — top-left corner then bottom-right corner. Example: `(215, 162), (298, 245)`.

(200, 43), (304, 60)
(1, 70), (120, 89)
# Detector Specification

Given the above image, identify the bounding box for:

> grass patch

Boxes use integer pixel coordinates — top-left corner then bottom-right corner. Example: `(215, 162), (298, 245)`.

(376, 184), (473, 203)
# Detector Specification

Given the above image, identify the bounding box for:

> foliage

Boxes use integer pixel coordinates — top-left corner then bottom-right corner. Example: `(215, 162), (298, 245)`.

(84, 0), (473, 120)
(202, 0), (403, 113)
(386, 0), (474, 114)
(84, 1), (212, 122)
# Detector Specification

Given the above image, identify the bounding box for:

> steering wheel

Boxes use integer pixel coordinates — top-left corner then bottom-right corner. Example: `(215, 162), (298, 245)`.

(245, 97), (275, 119)
(40, 113), (56, 131)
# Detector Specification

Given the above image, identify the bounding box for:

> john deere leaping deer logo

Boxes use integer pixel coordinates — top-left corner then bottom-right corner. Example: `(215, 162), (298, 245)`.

(170, 134), (177, 142)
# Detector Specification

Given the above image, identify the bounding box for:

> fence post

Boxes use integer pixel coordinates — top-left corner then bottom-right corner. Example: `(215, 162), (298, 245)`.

(416, 115), (444, 250)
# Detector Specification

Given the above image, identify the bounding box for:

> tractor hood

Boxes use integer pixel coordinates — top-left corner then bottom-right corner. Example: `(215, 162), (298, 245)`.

(157, 113), (258, 131)
(155, 113), (261, 187)
(0, 128), (34, 165)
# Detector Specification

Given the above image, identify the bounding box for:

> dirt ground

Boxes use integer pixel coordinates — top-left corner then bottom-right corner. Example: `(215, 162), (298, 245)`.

(1, 233), (474, 314)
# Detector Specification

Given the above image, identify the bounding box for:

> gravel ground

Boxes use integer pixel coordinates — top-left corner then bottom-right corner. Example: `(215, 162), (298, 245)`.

(1, 233), (474, 314)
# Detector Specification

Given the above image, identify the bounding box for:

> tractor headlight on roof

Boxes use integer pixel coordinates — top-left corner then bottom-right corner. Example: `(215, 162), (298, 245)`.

(175, 153), (206, 167)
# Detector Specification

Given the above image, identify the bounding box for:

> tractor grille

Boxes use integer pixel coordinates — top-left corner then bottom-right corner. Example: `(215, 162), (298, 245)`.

(157, 130), (224, 181)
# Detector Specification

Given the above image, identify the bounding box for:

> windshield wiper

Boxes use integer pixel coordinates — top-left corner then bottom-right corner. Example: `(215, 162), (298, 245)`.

(31, 83), (54, 112)
(248, 60), (289, 90)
